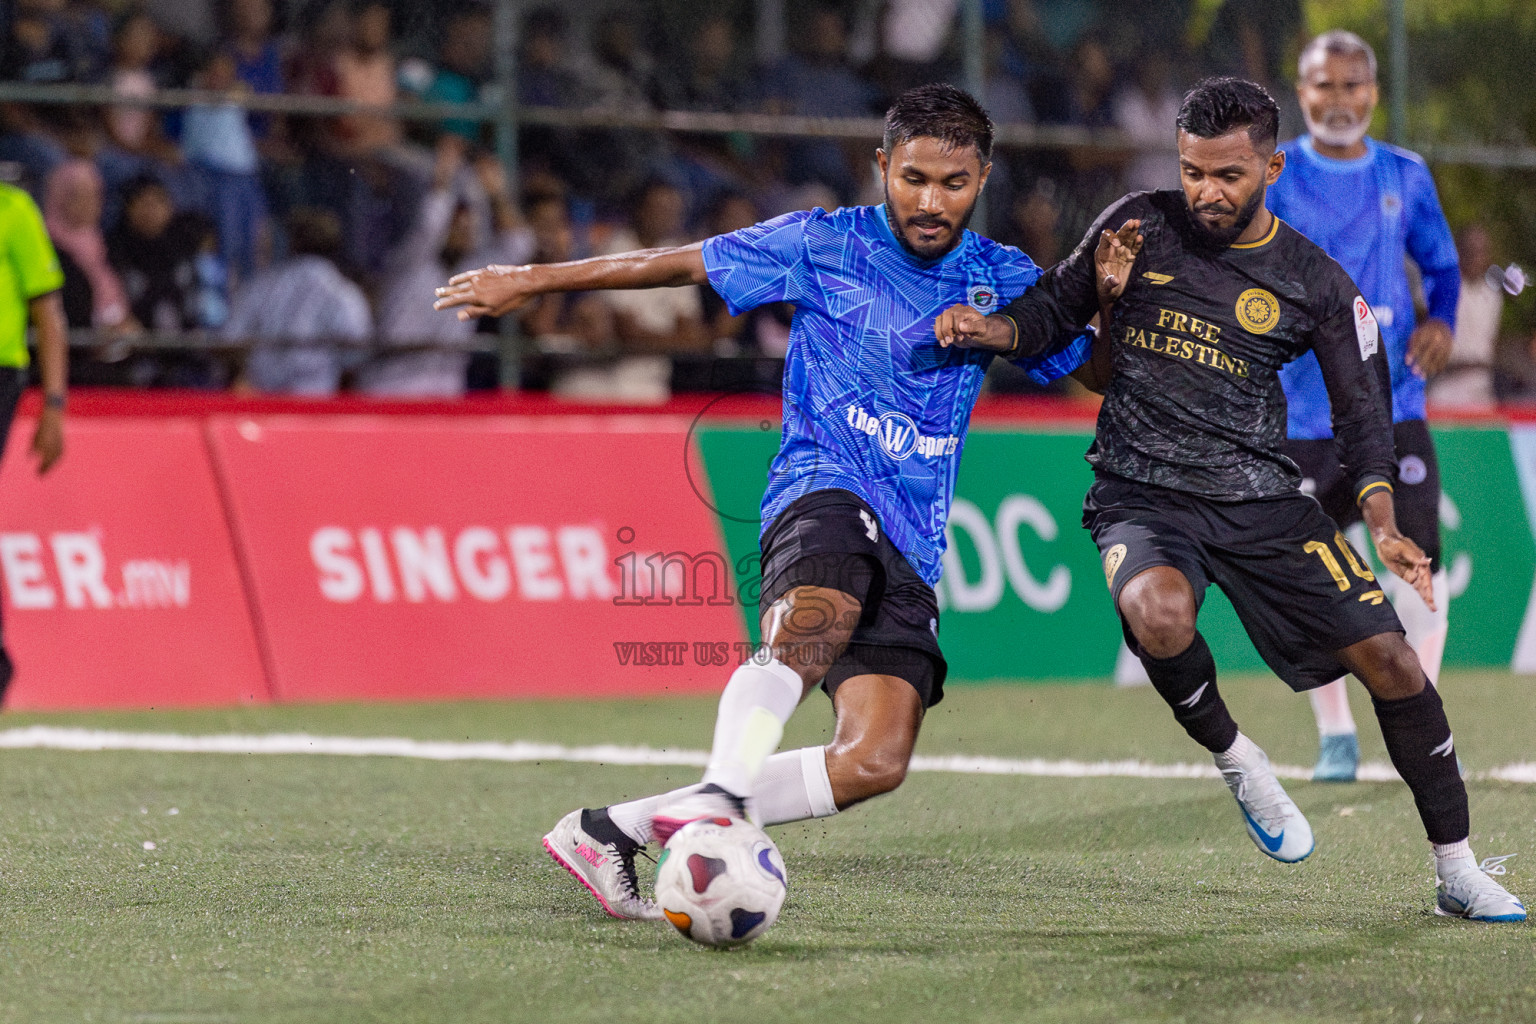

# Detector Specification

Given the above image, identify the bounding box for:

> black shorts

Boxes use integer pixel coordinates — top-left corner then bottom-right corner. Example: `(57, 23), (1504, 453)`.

(1084, 473), (1404, 692)
(1286, 418), (1441, 569)
(758, 489), (947, 708)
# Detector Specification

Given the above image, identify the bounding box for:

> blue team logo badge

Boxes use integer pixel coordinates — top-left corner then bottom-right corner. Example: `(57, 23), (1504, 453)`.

(966, 283), (998, 314)
(1381, 193), (1402, 218)
(876, 411), (919, 460)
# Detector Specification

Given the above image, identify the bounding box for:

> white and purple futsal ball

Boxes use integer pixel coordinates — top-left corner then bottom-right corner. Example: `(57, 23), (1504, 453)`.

(655, 817), (788, 948)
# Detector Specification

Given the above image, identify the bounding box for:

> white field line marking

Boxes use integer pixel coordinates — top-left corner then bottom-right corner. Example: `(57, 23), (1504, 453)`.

(0, 726), (1439, 783)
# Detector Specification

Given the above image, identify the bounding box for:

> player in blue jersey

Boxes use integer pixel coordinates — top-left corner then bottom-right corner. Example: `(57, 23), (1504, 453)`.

(1269, 31), (1460, 782)
(436, 84), (1092, 920)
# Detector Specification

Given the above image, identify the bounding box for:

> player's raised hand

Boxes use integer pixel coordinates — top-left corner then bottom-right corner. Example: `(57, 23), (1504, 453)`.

(935, 304), (1015, 352)
(1094, 219), (1143, 305)
(434, 264), (537, 320)
(1405, 318), (1453, 378)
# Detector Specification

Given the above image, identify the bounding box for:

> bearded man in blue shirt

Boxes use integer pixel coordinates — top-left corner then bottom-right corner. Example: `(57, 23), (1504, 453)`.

(1268, 31), (1461, 783)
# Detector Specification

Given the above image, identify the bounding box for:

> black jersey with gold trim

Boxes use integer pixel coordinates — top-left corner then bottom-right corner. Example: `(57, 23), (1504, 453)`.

(1001, 189), (1396, 503)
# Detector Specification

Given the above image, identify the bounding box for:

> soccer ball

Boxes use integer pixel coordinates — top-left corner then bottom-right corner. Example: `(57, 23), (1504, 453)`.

(654, 817), (788, 948)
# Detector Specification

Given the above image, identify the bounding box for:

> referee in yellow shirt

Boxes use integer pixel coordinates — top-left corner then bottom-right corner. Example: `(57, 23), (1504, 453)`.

(0, 177), (69, 703)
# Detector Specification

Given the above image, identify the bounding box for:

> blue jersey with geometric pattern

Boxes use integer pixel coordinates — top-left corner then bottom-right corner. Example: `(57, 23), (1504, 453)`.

(702, 204), (1088, 585)
(1269, 136), (1460, 438)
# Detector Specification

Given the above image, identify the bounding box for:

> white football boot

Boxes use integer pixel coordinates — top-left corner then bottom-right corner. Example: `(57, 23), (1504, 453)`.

(1215, 736), (1315, 863)
(1436, 857), (1527, 923)
(542, 809), (661, 920)
(652, 783), (749, 846)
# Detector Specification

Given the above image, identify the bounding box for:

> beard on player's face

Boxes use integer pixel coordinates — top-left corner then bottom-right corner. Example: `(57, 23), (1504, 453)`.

(1304, 105), (1371, 149)
(883, 182), (978, 261)
(1185, 179), (1265, 247)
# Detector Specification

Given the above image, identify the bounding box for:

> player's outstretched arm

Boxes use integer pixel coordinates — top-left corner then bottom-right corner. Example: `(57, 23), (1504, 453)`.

(433, 244), (709, 321)
(1360, 489), (1436, 610)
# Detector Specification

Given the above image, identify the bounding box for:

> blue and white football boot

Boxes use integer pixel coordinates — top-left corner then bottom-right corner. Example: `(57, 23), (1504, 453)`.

(1436, 857), (1527, 923)
(1215, 734), (1315, 863)
(1311, 732), (1360, 783)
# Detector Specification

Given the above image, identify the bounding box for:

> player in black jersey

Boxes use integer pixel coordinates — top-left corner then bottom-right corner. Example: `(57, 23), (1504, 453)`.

(936, 78), (1524, 922)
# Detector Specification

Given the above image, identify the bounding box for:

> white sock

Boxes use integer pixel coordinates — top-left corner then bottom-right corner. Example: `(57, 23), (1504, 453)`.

(757, 745), (839, 823)
(606, 746), (838, 845)
(1433, 838), (1475, 870)
(1213, 732), (1260, 770)
(702, 657), (805, 797)
(1308, 678), (1357, 737)
(1386, 568), (1449, 687)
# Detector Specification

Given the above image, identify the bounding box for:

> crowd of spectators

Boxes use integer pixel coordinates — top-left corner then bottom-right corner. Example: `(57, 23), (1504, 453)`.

(0, 0), (1528, 403)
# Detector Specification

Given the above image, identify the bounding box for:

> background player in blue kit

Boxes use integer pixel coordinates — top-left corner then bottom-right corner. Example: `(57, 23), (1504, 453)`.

(1269, 31), (1460, 782)
(436, 84), (1091, 920)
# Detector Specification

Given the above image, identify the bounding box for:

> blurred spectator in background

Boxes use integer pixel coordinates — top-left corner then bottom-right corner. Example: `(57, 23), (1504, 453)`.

(224, 206), (370, 395)
(600, 180), (705, 353)
(1, 0), (94, 84)
(1200, 0), (1305, 137)
(555, 179), (703, 402)
(991, 0), (1061, 118)
(221, 0), (290, 158)
(517, 7), (585, 109)
(517, 187), (613, 352)
(99, 11), (182, 174)
(404, 5), (493, 145)
(107, 175), (224, 332)
(359, 142), (532, 397)
(868, 0), (959, 102)
(1430, 224), (1500, 410)
(1008, 181), (1063, 266)
(322, 0), (437, 277)
(181, 48), (267, 287)
(763, 4), (877, 202)
(983, 32), (1034, 126)
(44, 159), (134, 332)
(284, 0), (345, 158)
(586, 7), (658, 110)
(655, 14), (754, 114)
(1112, 53), (1182, 192)
(330, 1), (399, 155)
(144, 0), (216, 50)
(1056, 35), (1115, 127)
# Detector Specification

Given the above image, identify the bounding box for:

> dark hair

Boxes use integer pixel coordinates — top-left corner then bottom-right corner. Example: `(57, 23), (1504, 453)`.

(523, 6), (567, 41)
(1177, 77), (1279, 151)
(882, 83), (994, 163)
(121, 173), (170, 207)
(285, 207), (344, 261)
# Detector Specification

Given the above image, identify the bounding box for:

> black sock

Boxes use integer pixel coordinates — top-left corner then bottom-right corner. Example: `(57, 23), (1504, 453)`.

(581, 807), (638, 852)
(1139, 632), (1239, 753)
(1371, 681), (1469, 845)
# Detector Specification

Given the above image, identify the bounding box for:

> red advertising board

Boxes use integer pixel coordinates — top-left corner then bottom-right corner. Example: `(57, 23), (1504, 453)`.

(206, 416), (747, 702)
(0, 418), (269, 709)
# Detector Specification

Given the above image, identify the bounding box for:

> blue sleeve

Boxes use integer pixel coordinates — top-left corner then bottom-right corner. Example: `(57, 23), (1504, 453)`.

(1012, 327), (1094, 385)
(1403, 159), (1460, 327)
(701, 211), (813, 316)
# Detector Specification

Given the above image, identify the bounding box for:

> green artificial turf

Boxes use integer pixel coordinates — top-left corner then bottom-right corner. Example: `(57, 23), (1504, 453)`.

(2, 672), (1533, 1023)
